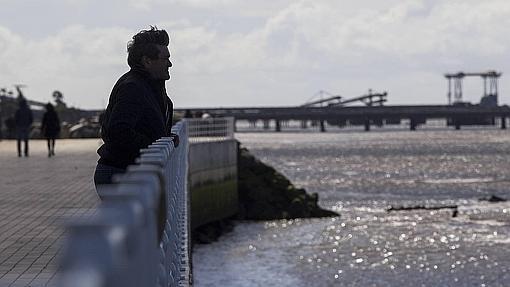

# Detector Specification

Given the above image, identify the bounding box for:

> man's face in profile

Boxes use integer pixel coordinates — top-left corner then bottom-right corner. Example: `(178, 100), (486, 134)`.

(144, 45), (172, 80)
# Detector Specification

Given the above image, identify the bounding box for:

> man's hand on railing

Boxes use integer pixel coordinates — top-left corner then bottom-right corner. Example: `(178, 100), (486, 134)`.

(170, 133), (180, 147)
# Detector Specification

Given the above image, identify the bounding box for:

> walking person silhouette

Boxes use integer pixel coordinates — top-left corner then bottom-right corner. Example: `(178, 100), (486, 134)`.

(41, 103), (60, 157)
(14, 98), (33, 157)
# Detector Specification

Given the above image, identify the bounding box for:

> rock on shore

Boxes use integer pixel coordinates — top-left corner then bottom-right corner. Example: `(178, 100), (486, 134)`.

(192, 142), (339, 244)
(237, 143), (339, 220)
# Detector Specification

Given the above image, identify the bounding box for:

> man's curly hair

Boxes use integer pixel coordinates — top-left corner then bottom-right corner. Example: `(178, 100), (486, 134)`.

(127, 26), (169, 68)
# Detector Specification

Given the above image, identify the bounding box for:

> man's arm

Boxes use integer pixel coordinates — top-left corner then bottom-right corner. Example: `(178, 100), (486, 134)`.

(165, 97), (179, 147)
(28, 110), (33, 125)
(169, 132), (179, 147)
(41, 114), (47, 133)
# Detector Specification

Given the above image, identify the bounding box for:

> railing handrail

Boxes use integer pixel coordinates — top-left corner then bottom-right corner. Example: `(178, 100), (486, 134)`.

(58, 121), (191, 287)
(186, 117), (234, 143)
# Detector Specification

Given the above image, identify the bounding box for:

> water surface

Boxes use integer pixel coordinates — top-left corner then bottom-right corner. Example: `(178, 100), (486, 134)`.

(194, 129), (510, 286)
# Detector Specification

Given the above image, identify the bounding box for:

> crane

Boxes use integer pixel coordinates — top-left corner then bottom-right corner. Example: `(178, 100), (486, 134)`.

(444, 70), (502, 105)
(301, 89), (387, 107)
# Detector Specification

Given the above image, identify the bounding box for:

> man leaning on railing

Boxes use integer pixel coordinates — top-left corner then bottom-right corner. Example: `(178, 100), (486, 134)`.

(94, 26), (179, 190)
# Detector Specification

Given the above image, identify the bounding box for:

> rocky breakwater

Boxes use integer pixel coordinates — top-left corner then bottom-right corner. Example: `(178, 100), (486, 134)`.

(193, 143), (338, 244)
(237, 144), (338, 220)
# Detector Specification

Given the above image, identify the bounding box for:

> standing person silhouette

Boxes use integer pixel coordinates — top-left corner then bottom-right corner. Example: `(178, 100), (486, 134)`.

(41, 103), (60, 157)
(94, 26), (178, 188)
(14, 98), (33, 157)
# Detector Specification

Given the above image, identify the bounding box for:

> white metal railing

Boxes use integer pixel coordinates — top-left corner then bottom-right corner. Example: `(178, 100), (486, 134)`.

(58, 121), (191, 287)
(186, 117), (234, 143)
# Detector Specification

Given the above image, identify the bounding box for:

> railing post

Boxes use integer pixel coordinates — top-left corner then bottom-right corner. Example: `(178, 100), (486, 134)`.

(263, 120), (270, 130)
(410, 118), (417, 131)
(364, 118), (371, 131)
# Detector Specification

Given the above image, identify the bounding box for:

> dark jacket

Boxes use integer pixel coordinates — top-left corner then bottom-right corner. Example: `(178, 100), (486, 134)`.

(41, 110), (61, 138)
(15, 105), (33, 130)
(97, 68), (173, 169)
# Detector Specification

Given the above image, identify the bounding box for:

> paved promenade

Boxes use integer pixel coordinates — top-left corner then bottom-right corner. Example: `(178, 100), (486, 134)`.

(0, 139), (100, 287)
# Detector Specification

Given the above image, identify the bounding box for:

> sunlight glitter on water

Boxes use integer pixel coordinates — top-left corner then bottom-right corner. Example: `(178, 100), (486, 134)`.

(193, 130), (510, 286)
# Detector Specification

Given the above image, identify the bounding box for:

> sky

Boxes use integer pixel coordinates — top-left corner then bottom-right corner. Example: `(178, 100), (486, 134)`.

(0, 0), (509, 109)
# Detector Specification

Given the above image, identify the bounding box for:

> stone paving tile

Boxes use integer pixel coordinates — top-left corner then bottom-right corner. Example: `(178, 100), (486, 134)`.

(0, 139), (101, 287)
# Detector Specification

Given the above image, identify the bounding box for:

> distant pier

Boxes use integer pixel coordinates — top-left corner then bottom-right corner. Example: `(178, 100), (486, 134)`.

(176, 104), (510, 132)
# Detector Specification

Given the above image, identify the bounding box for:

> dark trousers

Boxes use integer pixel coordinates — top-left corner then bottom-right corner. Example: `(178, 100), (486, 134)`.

(94, 164), (126, 199)
(46, 138), (56, 156)
(16, 128), (29, 156)
(94, 163), (125, 185)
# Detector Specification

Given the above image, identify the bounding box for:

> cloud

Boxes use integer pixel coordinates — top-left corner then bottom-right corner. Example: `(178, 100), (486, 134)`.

(0, 25), (134, 108)
(164, 0), (510, 106)
(128, 0), (290, 15)
(164, 0), (510, 74)
(0, 0), (509, 108)
(128, 0), (236, 11)
(263, 0), (510, 57)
